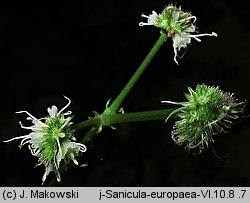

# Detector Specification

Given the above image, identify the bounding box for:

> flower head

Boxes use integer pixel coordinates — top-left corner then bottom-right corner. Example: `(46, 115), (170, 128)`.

(139, 4), (217, 64)
(162, 84), (245, 154)
(4, 96), (86, 184)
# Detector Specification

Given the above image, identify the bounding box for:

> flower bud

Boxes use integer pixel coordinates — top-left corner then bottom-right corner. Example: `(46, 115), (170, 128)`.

(162, 84), (246, 153)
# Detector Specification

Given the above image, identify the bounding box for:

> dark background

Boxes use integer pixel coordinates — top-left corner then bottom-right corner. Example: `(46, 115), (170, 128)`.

(1, 0), (250, 186)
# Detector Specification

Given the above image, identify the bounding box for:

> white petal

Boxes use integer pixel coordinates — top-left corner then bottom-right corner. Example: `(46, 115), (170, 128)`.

(32, 119), (46, 128)
(139, 11), (159, 26)
(172, 34), (191, 65)
(29, 132), (43, 140)
(47, 105), (58, 117)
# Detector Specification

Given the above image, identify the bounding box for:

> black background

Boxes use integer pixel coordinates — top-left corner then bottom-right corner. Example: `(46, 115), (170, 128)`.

(1, 0), (250, 186)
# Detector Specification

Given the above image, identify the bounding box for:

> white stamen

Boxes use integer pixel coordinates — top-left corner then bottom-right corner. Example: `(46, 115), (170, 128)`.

(57, 96), (71, 116)
(188, 16), (197, 22)
(139, 22), (149, 26)
(177, 15), (197, 23)
(73, 159), (78, 165)
(173, 47), (179, 65)
(3, 134), (30, 143)
(164, 107), (183, 123)
(20, 137), (31, 146)
(18, 121), (40, 130)
(141, 14), (149, 18)
(161, 100), (183, 105)
(80, 163), (88, 168)
(56, 138), (62, 158)
(190, 32), (217, 38)
(16, 111), (38, 121)
(63, 111), (72, 116)
(77, 143), (87, 152)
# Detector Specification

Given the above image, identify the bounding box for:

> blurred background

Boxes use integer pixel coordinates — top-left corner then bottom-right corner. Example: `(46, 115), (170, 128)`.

(0, 0), (250, 186)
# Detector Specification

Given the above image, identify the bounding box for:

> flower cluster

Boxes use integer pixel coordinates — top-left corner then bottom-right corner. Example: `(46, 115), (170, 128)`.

(139, 4), (217, 64)
(4, 96), (86, 184)
(162, 84), (245, 153)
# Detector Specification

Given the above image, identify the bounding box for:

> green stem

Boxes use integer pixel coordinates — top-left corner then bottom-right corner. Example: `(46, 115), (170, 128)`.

(73, 116), (102, 131)
(102, 108), (177, 124)
(73, 108), (178, 144)
(80, 126), (100, 144)
(105, 31), (167, 113)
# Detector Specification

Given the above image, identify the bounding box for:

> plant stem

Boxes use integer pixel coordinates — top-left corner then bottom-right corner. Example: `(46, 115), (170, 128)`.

(103, 108), (177, 124)
(105, 31), (167, 113)
(73, 108), (178, 144)
(73, 116), (102, 131)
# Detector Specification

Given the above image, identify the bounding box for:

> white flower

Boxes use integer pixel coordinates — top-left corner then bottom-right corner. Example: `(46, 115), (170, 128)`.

(4, 96), (87, 184)
(172, 32), (217, 65)
(139, 4), (218, 65)
(139, 11), (159, 26)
